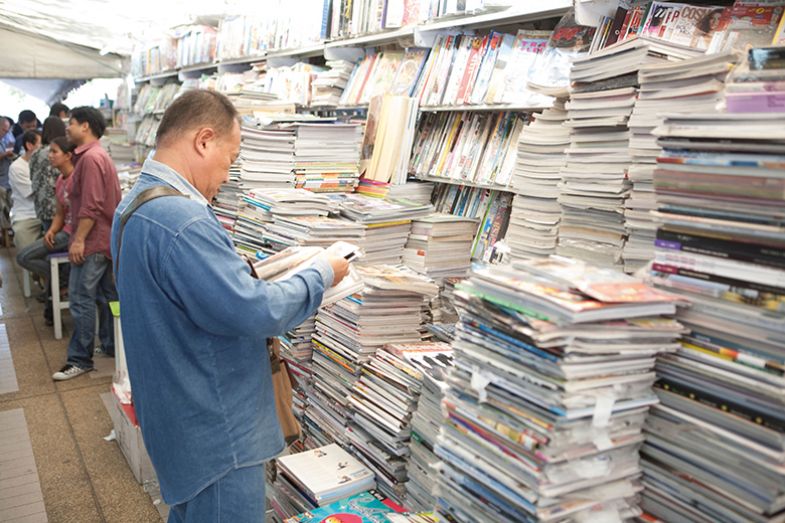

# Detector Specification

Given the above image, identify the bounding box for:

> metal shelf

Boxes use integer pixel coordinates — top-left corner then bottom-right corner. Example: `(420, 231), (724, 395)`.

(415, 175), (518, 194)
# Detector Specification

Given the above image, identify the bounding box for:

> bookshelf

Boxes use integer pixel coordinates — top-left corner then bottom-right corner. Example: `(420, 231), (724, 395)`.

(132, 4), (568, 84)
(419, 103), (551, 112)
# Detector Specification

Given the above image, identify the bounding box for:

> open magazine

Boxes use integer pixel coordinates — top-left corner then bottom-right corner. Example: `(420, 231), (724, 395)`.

(249, 241), (364, 306)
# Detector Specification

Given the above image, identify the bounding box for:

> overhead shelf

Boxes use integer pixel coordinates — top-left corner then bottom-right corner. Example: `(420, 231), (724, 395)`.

(420, 104), (551, 112)
(133, 4), (568, 83)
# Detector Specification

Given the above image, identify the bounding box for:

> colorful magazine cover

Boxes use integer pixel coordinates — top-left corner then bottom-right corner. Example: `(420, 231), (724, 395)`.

(284, 490), (405, 523)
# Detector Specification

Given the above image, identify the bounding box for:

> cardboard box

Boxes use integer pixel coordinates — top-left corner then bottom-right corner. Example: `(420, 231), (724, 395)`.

(101, 392), (156, 485)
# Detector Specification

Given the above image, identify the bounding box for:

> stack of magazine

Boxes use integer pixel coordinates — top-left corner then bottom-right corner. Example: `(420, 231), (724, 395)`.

(240, 121), (298, 189)
(432, 257), (685, 522)
(623, 52), (736, 273)
(339, 194), (433, 265)
(405, 343), (453, 512)
(508, 100), (569, 259)
(559, 37), (689, 270)
(292, 123), (363, 193)
(235, 189), (333, 255)
(213, 161), (243, 234)
(641, 111), (785, 523)
(304, 265), (438, 450)
(270, 443), (375, 521)
(347, 341), (452, 506)
(403, 214), (478, 280)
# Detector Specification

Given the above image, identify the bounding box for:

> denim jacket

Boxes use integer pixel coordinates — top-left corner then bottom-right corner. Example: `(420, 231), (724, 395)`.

(111, 159), (333, 505)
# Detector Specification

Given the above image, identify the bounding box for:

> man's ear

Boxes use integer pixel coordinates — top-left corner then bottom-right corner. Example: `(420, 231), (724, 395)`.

(193, 127), (217, 158)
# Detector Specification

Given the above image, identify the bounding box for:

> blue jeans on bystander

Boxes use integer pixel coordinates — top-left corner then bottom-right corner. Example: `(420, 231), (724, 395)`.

(66, 252), (117, 369)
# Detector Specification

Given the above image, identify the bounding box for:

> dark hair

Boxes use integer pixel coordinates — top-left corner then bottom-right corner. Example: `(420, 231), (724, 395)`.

(50, 136), (77, 155)
(18, 110), (37, 124)
(41, 116), (66, 145)
(69, 106), (107, 138)
(2, 116), (13, 127)
(22, 130), (40, 150)
(696, 8), (724, 34)
(156, 89), (238, 147)
(49, 102), (70, 117)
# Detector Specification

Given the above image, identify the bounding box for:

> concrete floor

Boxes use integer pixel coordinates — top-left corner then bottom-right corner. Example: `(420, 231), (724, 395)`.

(0, 246), (161, 523)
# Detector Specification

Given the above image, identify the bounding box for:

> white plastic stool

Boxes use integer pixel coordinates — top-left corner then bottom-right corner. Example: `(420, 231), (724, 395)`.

(22, 269), (31, 298)
(49, 252), (70, 340)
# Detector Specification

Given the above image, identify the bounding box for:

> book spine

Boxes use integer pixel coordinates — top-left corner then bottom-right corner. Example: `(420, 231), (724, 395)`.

(652, 262), (785, 297)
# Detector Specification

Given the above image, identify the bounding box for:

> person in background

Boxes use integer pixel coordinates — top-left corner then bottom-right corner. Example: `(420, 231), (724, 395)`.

(0, 116), (15, 189)
(30, 116), (66, 233)
(111, 89), (349, 521)
(50, 102), (70, 119)
(8, 130), (42, 250)
(0, 117), (16, 234)
(13, 110), (39, 154)
(17, 137), (76, 325)
(52, 107), (121, 381)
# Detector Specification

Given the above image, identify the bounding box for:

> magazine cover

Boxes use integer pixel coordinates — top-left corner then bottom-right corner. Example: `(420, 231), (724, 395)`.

(640, 2), (728, 50)
(284, 490), (405, 523)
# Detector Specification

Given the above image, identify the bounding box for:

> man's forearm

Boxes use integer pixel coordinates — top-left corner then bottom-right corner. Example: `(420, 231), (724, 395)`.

(73, 218), (96, 242)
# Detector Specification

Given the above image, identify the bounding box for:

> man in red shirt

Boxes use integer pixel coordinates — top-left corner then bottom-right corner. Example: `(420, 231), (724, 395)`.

(53, 107), (122, 380)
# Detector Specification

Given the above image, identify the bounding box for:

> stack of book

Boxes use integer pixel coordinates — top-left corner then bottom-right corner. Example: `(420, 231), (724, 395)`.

(430, 185), (513, 263)
(507, 100), (569, 259)
(405, 343), (454, 512)
(270, 443), (375, 521)
(339, 194), (432, 265)
(263, 215), (366, 254)
(311, 60), (356, 107)
(640, 111), (785, 523)
(413, 31), (553, 108)
(304, 266), (438, 449)
(293, 123), (363, 193)
(433, 257), (685, 522)
(403, 214), (478, 279)
(346, 342), (448, 505)
(408, 111), (525, 187)
(624, 52), (735, 272)
(279, 317), (317, 427)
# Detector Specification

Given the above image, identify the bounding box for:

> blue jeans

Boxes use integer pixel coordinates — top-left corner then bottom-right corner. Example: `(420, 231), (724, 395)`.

(66, 253), (117, 369)
(167, 465), (266, 523)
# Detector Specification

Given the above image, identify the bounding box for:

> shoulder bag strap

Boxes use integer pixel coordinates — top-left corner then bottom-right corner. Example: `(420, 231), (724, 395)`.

(115, 185), (186, 276)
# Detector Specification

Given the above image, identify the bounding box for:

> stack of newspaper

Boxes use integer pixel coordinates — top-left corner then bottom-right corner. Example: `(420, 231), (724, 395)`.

(433, 257), (685, 522)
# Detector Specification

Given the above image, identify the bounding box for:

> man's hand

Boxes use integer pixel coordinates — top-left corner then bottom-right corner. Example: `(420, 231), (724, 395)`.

(326, 256), (350, 287)
(69, 239), (85, 265)
(43, 229), (55, 250)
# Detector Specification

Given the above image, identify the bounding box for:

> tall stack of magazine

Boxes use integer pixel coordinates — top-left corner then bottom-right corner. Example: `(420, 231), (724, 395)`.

(406, 344), (453, 512)
(304, 266), (438, 449)
(213, 161), (243, 234)
(432, 257), (684, 522)
(346, 341), (450, 506)
(641, 111), (785, 523)
(403, 214), (478, 279)
(558, 37), (692, 271)
(508, 100), (569, 259)
(624, 52), (735, 272)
